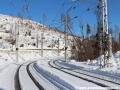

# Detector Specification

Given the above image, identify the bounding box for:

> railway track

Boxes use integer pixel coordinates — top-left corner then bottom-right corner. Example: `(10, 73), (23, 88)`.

(54, 60), (120, 84)
(49, 60), (120, 90)
(14, 62), (44, 90)
(32, 62), (75, 90)
(14, 64), (22, 90)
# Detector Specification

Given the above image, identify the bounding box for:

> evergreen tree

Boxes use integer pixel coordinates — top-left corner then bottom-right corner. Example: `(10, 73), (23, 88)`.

(86, 23), (91, 39)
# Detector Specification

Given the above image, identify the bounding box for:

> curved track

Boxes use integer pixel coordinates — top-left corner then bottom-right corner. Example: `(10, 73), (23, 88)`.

(54, 60), (120, 85)
(54, 60), (120, 82)
(33, 62), (75, 90)
(14, 64), (22, 90)
(49, 60), (120, 90)
(14, 62), (44, 90)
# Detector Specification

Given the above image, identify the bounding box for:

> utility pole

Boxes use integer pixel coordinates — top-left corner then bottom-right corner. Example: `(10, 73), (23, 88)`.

(72, 0), (112, 67)
(100, 0), (112, 67)
(65, 14), (68, 62)
(36, 33), (38, 48)
(41, 33), (43, 57)
(15, 23), (19, 62)
(52, 39), (53, 49)
(58, 38), (60, 56)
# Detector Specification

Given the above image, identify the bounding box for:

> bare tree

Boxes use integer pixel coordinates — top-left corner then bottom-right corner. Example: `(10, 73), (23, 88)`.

(17, 5), (25, 19)
(114, 25), (120, 41)
(17, 12), (22, 18)
(66, 14), (74, 31)
(6, 35), (16, 51)
(79, 18), (84, 39)
(22, 5), (25, 18)
(61, 13), (74, 31)
(60, 13), (65, 31)
(109, 27), (114, 36)
(94, 5), (102, 34)
(61, 13), (65, 22)
(28, 16), (32, 20)
(42, 12), (46, 25)
(93, 24), (97, 35)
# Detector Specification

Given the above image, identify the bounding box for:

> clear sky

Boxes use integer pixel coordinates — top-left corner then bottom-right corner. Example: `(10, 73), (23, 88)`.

(0, 0), (120, 36)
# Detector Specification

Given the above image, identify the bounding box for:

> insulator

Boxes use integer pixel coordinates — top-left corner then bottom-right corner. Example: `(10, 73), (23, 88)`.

(74, 16), (78, 18)
(86, 8), (90, 11)
(95, 33), (98, 37)
(73, 7), (76, 9)
(97, 5), (100, 9)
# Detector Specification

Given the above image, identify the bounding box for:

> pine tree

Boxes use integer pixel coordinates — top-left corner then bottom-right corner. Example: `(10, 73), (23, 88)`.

(86, 23), (91, 39)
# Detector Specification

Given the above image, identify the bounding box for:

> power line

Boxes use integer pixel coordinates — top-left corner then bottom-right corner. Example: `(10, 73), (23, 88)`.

(8, 0), (19, 13)
(50, 2), (95, 32)
(0, 4), (13, 16)
(77, 3), (96, 17)
(8, 0), (31, 19)
(23, 0), (30, 17)
(50, 0), (95, 29)
(58, 3), (95, 29)
(50, 0), (78, 27)
(73, 1), (84, 8)
(65, 1), (78, 14)
(72, 1), (98, 31)
(62, 0), (99, 50)
(50, 0), (67, 26)
(73, 0), (100, 4)
(50, 0), (79, 31)
(50, 15), (78, 32)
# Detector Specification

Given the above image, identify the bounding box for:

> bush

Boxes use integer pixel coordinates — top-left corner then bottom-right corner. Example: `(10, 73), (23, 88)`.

(33, 43), (36, 46)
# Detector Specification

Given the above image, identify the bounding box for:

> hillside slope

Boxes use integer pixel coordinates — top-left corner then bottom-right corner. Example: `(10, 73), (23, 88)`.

(0, 14), (78, 51)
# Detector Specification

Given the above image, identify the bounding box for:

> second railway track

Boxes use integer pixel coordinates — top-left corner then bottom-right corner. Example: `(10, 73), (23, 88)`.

(49, 60), (120, 90)
(54, 60), (120, 85)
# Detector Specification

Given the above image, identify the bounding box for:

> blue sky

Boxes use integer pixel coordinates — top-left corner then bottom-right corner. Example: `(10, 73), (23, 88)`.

(0, 0), (120, 36)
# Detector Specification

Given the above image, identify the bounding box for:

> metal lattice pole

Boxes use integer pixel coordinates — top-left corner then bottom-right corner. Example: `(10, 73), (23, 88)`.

(72, 0), (112, 67)
(100, 0), (112, 67)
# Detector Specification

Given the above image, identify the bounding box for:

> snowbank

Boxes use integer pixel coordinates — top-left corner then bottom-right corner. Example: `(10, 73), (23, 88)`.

(87, 51), (120, 67)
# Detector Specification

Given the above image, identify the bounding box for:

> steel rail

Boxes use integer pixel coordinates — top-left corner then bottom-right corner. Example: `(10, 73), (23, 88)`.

(14, 62), (44, 90)
(27, 62), (45, 90)
(14, 64), (22, 90)
(54, 60), (120, 86)
(48, 60), (119, 90)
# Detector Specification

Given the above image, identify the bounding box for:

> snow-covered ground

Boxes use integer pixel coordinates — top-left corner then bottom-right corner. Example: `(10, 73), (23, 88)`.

(0, 14), (120, 90)
(0, 50), (120, 90)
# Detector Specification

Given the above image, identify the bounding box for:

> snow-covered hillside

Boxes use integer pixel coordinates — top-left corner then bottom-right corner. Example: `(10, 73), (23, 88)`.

(0, 14), (76, 51)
